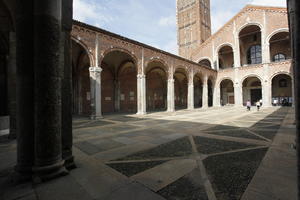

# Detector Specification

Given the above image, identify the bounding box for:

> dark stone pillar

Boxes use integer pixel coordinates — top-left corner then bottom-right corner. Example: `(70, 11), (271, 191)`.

(287, 0), (299, 198)
(61, 0), (75, 170)
(32, 0), (67, 182)
(8, 32), (17, 139)
(15, 0), (35, 180)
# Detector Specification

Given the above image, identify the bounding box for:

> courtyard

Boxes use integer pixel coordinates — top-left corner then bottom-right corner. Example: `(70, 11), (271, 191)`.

(0, 106), (296, 200)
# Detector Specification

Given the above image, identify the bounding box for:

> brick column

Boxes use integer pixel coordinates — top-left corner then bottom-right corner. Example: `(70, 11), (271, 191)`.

(137, 74), (146, 115)
(187, 75), (194, 110)
(202, 76), (208, 108)
(89, 67), (103, 119)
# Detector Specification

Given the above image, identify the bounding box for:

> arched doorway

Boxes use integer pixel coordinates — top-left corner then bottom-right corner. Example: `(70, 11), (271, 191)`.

(101, 50), (137, 114)
(208, 79), (214, 107)
(146, 61), (167, 112)
(220, 79), (234, 106)
(199, 59), (212, 68)
(218, 45), (234, 69)
(194, 74), (203, 108)
(271, 74), (292, 106)
(239, 25), (262, 66)
(71, 40), (91, 116)
(242, 76), (262, 105)
(269, 32), (291, 62)
(174, 68), (188, 110)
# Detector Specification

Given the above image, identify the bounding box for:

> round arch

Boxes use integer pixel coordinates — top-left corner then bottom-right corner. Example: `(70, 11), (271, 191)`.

(266, 28), (289, 44)
(220, 79), (235, 106)
(216, 42), (234, 54)
(145, 58), (169, 74)
(271, 72), (293, 106)
(242, 75), (263, 106)
(198, 57), (213, 68)
(71, 36), (95, 67)
(237, 22), (263, 35)
(100, 47), (138, 67)
(217, 76), (234, 87)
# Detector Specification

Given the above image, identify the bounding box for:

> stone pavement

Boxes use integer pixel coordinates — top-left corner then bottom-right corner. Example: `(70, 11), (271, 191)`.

(0, 106), (296, 200)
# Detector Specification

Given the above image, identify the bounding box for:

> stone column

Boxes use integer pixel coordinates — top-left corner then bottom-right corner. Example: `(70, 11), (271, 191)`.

(15, 0), (35, 180)
(61, 0), (75, 170)
(202, 76), (208, 108)
(8, 32), (17, 139)
(213, 85), (221, 107)
(137, 74), (146, 115)
(234, 38), (241, 68)
(234, 83), (243, 106)
(187, 75), (194, 110)
(89, 67), (103, 119)
(114, 79), (120, 111)
(167, 78), (175, 112)
(33, 0), (67, 181)
(262, 80), (271, 107)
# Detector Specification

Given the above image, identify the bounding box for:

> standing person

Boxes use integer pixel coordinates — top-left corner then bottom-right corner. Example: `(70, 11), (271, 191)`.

(246, 100), (251, 111)
(259, 99), (262, 107)
(256, 101), (260, 111)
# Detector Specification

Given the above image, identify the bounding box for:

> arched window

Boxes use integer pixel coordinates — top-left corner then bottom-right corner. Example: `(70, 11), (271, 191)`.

(247, 45), (262, 64)
(273, 53), (286, 62)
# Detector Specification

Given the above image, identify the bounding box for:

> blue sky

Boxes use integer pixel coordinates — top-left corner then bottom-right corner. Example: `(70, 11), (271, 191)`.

(73, 0), (287, 55)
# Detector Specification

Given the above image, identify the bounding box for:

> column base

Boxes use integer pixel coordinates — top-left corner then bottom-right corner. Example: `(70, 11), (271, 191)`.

(136, 111), (147, 115)
(32, 160), (68, 184)
(90, 115), (103, 120)
(63, 155), (76, 171)
(167, 109), (175, 113)
(14, 164), (33, 183)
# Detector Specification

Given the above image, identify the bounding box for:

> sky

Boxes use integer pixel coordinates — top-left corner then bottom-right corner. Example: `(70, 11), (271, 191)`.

(73, 0), (287, 55)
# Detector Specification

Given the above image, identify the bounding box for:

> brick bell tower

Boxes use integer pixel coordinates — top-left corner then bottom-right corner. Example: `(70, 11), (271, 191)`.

(177, 0), (211, 59)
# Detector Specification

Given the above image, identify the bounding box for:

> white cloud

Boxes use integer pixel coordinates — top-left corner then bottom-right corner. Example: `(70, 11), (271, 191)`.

(162, 39), (178, 55)
(211, 10), (235, 33)
(248, 0), (287, 7)
(73, 0), (113, 27)
(158, 15), (176, 27)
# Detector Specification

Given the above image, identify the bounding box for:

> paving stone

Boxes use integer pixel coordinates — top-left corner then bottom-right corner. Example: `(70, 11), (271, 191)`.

(194, 136), (259, 154)
(157, 168), (208, 200)
(107, 160), (167, 177)
(35, 175), (93, 200)
(117, 137), (192, 160)
(131, 159), (197, 192)
(94, 142), (156, 162)
(161, 133), (185, 140)
(106, 183), (166, 200)
(74, 141), (101, 155)
(204, 148), (268, 200)
(112, 137), (138, 145)
(88, 139), (124, 151)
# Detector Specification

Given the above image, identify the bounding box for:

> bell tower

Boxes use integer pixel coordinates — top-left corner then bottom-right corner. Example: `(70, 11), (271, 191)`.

(177, 0), (211, 59)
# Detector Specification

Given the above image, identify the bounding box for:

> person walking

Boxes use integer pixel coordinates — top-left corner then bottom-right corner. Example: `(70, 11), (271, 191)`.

(246, 100), (251, 111)
(256, 101), (260, 111)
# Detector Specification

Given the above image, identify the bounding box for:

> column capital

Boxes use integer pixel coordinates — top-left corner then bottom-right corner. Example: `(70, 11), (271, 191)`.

(137, 74), (146, 79)
(89, 66), (102, 73)
(168, 78), (175, 83)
